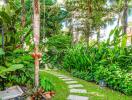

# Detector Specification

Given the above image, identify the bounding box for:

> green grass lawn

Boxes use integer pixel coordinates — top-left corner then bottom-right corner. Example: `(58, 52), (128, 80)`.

(40, 71), (69, 100)
(40, 70), (132, 100)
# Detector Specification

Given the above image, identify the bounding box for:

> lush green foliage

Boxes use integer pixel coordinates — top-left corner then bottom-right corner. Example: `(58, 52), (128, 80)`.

(40, 77), (54, 92)
(43, 34), (71, 67)
(64, 44), (132, 95)
(40, 1), (68, 38)
(0, 48), (34, 90)
(0, 0), (131, 98)
(7, 50), (34, 87)
(0, 1), (34, 90)
(63, 28), (132, 95)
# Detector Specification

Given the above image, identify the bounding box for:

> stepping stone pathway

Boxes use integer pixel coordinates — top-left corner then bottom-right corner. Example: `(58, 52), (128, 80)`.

(54, 74), (89, 100)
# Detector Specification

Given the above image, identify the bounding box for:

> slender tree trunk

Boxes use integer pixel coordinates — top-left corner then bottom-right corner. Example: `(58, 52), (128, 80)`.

(1, 26), (4, 49)
(131, 35), (132, 45)
(21, 0), (26, 46)
(86, 0), (92, 47)
(33, 0), (40, 87)
(131, 28), (132, 45)
(122, 0), (128, 34)
(87, 32), (90, 47)
(97, 28), (100, 47)
(117, 13), (121, 27)
(21, 0), (25, 27)
(71, 13), (77, 45)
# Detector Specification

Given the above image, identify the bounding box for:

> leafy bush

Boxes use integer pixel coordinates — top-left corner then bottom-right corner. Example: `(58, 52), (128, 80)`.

(63, 35), (132, 95)
(71, 70), (91, 81)
(45, 34), (71, 67)
(71, 64), (132, 95)
(7, 49), (34, 87)
(0, 48), (34, 90)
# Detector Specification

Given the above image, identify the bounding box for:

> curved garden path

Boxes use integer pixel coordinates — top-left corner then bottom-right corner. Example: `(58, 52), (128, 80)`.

(56, 74), (89, 100)
(44, 70), (89, 100)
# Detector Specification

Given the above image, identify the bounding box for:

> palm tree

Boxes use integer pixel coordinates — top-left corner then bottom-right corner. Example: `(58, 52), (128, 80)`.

(33, 0), (40, 87)
(109, 0), (129, 34)
(21, 0), (25, 27)
(122, 0), (128, 34)
(21, 0), (25, 45)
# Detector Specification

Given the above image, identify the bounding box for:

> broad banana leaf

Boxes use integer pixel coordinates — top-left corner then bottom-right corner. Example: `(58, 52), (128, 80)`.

(0, 48), (5, 56)
(0, 64), (24, 78)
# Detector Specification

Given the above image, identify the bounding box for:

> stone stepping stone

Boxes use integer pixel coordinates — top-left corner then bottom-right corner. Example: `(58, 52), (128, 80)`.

(70, 89), (87, 93)
(56, 75), (66, 77)
(56, 75), (69, 78)
(68, 84), (83, 88)
(61, 78), (74, 81)
(65, 81), (78, 84)
(67, 95), (89, 100)
(58, 76), (69, 79)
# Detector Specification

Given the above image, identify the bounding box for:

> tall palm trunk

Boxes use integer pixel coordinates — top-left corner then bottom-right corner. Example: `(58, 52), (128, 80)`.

(21, 0), (25, 27)
(117, 13), (121, 27)
(122, 0), (128, 34)
(86, 0), (92, 47)
(97, 28), (100, 47)
(33, 0), (40, 87)
(21, 0), (25, 45)
(1, 26), (4, 49)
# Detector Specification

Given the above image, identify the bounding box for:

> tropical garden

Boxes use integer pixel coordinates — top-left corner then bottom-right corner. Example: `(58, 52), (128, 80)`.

(0, 0), (132, 100)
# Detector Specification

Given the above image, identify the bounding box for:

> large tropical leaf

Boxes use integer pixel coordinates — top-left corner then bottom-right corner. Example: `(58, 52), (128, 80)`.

(0, 11), (11, 24)
(121, 34), (127, 48)
(0, 64), (24, 78)
(0, 48), (5, 56)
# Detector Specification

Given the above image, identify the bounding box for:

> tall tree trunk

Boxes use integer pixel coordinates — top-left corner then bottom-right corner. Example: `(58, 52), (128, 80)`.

(71, 12), (76, 44)
(122, 0), (128, 34)
(87, 32), (90, 47)
(21, 0), (26, 45)
(131, 35), (132, 45)
(33, 0), (40, 87)
(1, 26), (4, 49)
(117, 13), (121, 27)
(131, 28), (132, 45)
(21, 0), (25, 27)
(97, 28), (100, 47)
(86, 0), (92, 47)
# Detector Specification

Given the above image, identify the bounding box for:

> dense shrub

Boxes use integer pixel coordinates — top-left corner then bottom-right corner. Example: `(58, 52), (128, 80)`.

(63, 43), (132, 95)
(8, 49), (34, 87)
(0, 48), (34, 90)
(45, 34), (71, 67)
